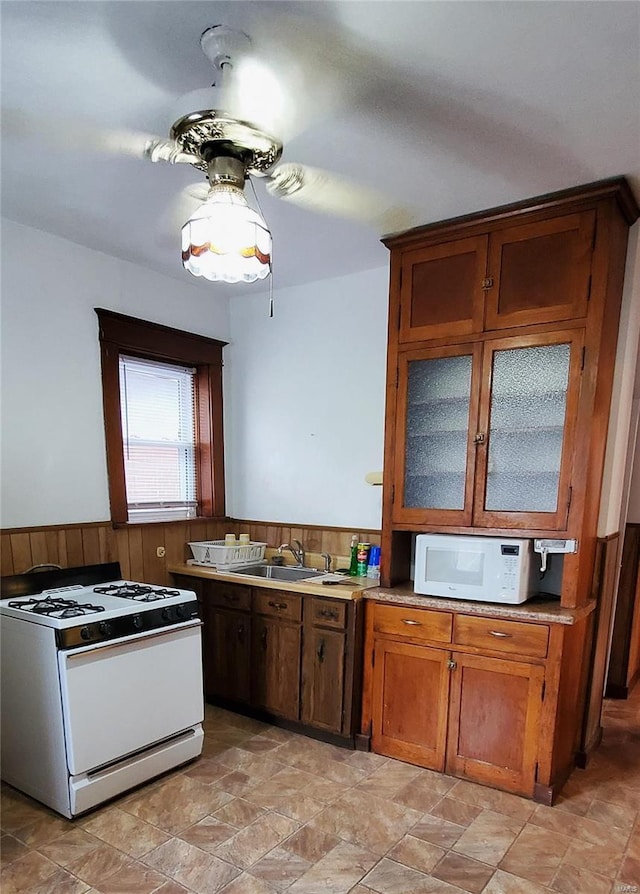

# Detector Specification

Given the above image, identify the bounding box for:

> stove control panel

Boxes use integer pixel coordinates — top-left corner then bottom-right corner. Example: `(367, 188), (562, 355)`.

(56, 600), (200, 649)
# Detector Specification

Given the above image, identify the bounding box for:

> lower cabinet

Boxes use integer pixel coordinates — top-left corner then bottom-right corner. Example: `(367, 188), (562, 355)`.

(446, 653), (544, 796)
(252, 589), (303, 719)
(365, 601), (551, 798)
(181, 577), (362, 745)
(206, 606), (252, 704)
(372, 640), (449, 768)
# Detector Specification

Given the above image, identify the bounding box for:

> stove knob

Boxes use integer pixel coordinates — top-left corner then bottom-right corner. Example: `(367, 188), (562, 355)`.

(132, 614), (143, 630)
(175, 604), (185, 619)
(98, 621), (112, 636)
(80, 627), (91, 641)
(162, 607), (172, 621)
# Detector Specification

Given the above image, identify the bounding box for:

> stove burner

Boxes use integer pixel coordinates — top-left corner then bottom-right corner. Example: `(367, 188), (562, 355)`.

(7, 597), (106, 617)
(93, 583), (181, 602)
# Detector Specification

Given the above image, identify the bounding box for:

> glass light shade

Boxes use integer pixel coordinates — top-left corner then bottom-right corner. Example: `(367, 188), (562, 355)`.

(181, 185), (272, 283)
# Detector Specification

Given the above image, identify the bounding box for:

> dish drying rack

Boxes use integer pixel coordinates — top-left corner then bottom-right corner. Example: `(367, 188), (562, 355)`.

(188, 540), (267, 570)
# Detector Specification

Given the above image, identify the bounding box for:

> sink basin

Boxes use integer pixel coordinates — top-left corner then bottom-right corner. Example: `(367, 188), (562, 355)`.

(228, 564), (324, 582)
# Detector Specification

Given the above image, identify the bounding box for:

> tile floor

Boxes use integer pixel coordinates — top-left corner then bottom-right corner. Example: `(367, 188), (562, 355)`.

(1, 686), (639, 894)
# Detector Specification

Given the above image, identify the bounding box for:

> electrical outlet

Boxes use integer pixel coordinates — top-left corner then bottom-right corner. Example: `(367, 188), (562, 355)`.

(156, 546), (166, 558)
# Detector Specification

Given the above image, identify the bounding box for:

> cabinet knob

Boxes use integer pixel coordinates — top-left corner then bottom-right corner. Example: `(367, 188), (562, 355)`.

(268, 600), (288, 610)
(473, 432), (486, 444)
(447, 659), (457, 670)
(481, 277), (494, 289)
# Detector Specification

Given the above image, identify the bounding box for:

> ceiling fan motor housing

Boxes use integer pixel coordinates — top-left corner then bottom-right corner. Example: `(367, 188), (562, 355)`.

(202, 145), (249, 188)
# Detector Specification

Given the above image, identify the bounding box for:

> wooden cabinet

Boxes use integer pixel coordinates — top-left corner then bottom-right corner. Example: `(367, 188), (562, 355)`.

(206, 606), (251, 704)
(252, 591), (302, 719)
(398, 210), (595, 344)
(302, 626), (346, 732)
(365, 600), (550, 798)
(182, 577), (364, 746)
(302, 596), (352, 734)
(393, 328), (584, 530)
(197, 581), (252, 705)
(371, 639), (450, 768)
(447, 652), (544, 795)
(382, 179), (638, 607)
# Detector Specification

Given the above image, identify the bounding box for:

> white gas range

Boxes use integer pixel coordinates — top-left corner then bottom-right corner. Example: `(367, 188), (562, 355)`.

(0, 563), (204, 818)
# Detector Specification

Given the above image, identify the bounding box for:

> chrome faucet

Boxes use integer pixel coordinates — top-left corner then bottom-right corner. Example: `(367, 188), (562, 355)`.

(278, 539), (305, 567)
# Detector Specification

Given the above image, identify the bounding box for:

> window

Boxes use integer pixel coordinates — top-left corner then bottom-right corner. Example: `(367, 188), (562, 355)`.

(96, 309), (227, 525)
(120, 356), (197, 522)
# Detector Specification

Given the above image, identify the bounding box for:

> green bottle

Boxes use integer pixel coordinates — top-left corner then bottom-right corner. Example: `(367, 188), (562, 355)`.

(349, 535), (359, 576)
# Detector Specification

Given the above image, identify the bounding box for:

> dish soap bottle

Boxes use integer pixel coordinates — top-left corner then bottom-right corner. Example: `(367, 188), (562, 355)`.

(348, 535), (359, 576)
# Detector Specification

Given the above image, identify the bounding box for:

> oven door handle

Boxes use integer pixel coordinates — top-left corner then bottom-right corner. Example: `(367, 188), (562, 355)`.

(64, 619), (203, 658)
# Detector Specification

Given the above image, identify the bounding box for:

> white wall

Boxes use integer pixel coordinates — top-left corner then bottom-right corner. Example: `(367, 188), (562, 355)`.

(599, 224), (640, 534)
(226, 267), (389, 529)
(0, 219), (230, 528)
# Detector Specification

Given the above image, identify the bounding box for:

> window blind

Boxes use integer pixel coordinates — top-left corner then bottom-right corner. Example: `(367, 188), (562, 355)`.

(119, 355), (198, 522)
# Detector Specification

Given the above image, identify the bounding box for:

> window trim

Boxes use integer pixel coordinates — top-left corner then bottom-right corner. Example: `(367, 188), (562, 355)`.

(96, 308), (228, 525)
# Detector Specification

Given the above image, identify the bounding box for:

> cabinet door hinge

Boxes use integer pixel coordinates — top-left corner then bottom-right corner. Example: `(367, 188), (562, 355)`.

(371, 648), (375, 668)
(567, 486), (573, 514)
(395, 367), (399, 389)
(541, 681), (546, 702)
(391, 484), (395, 505)
(581, 346), (586, 371)
(592, 220), (598, 251)
(586, 275), (592, 303)
(481, 276), (494, 290)
(535, 761), (539, 781)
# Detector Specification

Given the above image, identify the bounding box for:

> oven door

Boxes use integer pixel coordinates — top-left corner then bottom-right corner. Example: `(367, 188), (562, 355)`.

(58, 620), (203, 775)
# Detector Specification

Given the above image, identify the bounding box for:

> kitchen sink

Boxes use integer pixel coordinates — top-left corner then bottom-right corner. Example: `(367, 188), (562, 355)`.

(227, 564), (325, 582)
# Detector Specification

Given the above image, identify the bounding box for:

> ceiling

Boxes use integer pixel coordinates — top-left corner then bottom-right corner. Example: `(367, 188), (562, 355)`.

(2, 1), (639, 295)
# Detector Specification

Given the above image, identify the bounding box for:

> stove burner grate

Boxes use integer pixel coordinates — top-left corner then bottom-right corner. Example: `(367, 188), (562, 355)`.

(93, 583), (180, 602)
(7, 597), (106, 617)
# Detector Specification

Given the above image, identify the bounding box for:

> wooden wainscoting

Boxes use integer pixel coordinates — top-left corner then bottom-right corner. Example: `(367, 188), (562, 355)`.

(607, 523), (640, 698)
(578, 532), (621, 764)
(1, 519), (382, 587)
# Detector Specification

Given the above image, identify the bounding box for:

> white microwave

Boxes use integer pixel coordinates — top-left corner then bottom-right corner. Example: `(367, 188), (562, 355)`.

(414, 534), (538, 604)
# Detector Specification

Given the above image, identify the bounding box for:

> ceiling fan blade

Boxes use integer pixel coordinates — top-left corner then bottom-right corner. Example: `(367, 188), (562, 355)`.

(266, 163), (417, 236)
(2, 108), (196, 164)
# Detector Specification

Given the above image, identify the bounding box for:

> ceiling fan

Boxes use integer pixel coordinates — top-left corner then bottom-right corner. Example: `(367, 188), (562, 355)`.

(5, 24), (412, 287)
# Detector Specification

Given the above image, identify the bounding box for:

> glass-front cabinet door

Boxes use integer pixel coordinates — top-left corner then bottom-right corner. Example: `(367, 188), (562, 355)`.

(393, 344), (482, 526)
(473, 330), (583, 529)
(392, 331), (583, 530)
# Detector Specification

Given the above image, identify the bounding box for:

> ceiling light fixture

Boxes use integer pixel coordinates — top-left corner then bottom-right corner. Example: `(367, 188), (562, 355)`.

(180, 142), (272, 284)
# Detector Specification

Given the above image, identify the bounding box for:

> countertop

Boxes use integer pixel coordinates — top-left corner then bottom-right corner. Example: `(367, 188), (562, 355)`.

(364, 582), (596, 625)
(168, 562), (377, 600)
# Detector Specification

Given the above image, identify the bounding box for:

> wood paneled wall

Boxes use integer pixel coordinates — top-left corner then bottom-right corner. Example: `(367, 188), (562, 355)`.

(1, 519), (382, 587)
(578, 532), (621, 763)
(606, 523), (640, 698)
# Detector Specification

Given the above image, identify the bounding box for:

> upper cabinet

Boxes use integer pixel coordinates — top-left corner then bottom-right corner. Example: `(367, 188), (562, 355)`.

(399, 210), (595, 343)
(394, 330), (583, 530)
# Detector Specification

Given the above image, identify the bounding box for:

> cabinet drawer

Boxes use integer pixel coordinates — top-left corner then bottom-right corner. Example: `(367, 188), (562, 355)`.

(206, 583), (252, 612)
(373, 603), (452, 644)
(454, 615), (549, 658)
(309, 598), (347, 629)
(254, 590), (302, 622)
